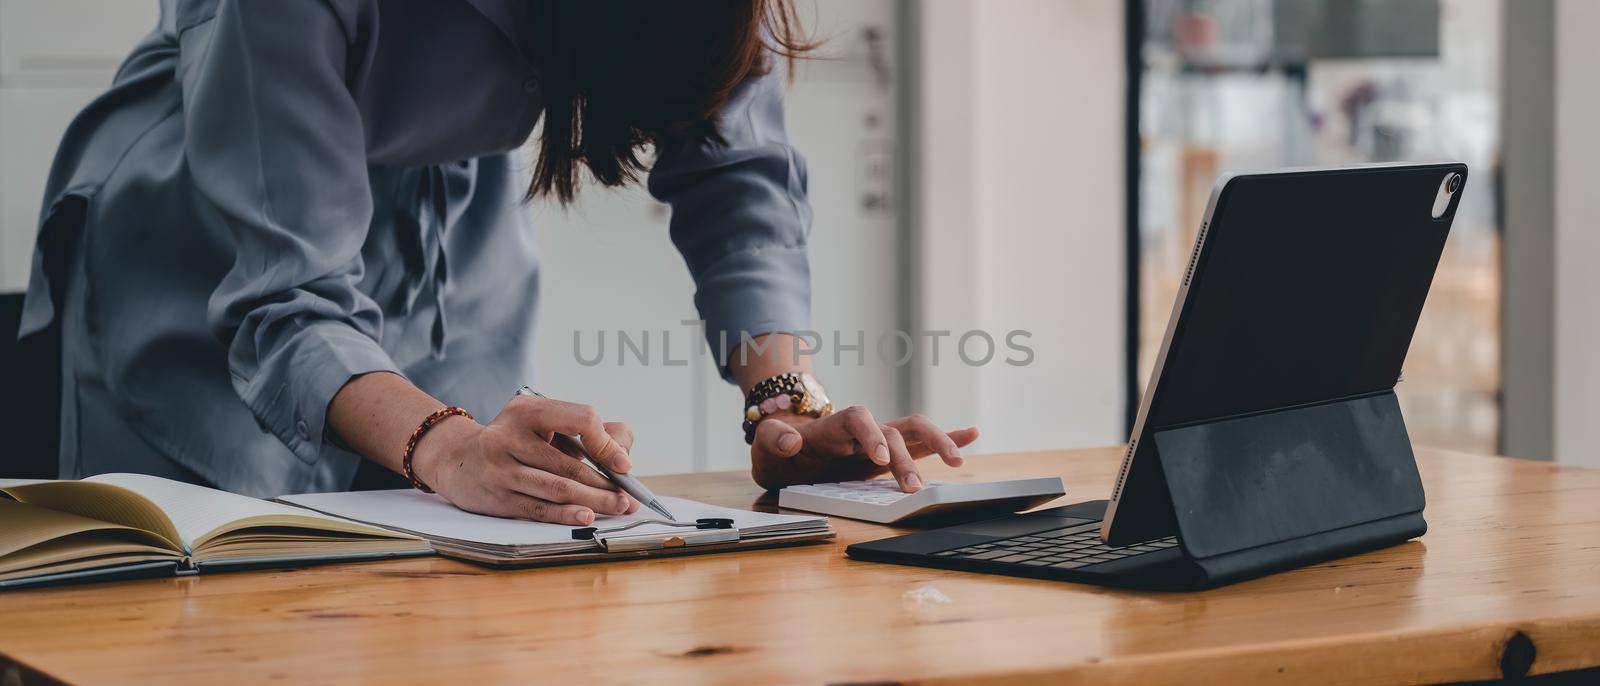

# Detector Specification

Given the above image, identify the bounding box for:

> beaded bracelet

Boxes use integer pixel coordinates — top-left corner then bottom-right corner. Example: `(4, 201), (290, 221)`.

(742, 372), (833, 444)
(403, 406), (474, 493)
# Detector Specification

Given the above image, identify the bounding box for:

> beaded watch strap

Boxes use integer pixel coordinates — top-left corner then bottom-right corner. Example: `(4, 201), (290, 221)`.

(403, 406), (474, 493)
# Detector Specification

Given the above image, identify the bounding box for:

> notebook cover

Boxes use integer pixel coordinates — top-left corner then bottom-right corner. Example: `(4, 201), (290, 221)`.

(0, 560), (178, 590)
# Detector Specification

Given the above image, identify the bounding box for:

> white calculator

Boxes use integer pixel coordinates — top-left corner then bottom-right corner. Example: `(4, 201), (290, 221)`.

(778, 477), (1067, 524)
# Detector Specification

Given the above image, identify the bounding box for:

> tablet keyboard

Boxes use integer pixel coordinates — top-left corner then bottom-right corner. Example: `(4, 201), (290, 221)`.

(933, 521), (1178, 569)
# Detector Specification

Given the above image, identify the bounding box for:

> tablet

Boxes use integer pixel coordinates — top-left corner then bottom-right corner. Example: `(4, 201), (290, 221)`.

(1102, 162), (1467, 546)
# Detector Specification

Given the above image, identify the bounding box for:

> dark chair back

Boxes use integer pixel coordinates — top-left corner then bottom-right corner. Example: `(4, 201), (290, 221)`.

(1, 292), (60, 478)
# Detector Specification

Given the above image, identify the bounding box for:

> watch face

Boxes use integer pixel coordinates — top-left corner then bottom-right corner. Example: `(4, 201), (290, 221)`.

(800, 373), (830, 409)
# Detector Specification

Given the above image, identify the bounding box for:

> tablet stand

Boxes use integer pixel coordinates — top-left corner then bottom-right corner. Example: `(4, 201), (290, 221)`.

(1150, 391), (1427, 587)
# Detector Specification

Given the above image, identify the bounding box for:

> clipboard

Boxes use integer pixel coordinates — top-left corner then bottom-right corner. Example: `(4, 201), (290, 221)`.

(574, 517), (742, 552)
(275, 491), (835, 570)
(432, 528), (835, 568)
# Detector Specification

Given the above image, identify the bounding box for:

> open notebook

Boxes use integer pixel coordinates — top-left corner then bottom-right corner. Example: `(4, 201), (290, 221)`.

(0, 474), (431, 589)
(279, 489), (834, 567)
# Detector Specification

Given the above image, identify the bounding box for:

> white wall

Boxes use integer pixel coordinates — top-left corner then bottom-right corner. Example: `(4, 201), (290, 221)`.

(1554, 0), (1600, 467)
(916, 1), (1126, 453)
(0, 0), (159, 291)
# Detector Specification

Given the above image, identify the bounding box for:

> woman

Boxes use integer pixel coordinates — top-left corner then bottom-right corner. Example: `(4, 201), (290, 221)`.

(19, 0), (977, 525)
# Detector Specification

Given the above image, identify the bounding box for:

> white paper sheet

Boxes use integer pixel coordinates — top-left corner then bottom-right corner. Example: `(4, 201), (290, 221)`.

(277, 489), (825, 552)
(84, 473), (381, 548)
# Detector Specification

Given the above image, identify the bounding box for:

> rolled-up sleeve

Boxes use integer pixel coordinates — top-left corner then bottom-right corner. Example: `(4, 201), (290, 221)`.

(181, 0), (397, 462)
(647, 68), (813, 380)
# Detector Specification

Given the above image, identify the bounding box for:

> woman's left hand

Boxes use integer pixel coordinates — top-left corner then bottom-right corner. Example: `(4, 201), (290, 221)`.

(749, 406), (978, 492)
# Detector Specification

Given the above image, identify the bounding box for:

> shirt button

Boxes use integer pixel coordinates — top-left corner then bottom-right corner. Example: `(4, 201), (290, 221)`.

(296, 418), (311, 440)
(523, 78), (540, 95)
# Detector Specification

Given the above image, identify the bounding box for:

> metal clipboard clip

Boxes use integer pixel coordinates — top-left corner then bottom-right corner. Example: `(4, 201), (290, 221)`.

(571, 518), (740, 552)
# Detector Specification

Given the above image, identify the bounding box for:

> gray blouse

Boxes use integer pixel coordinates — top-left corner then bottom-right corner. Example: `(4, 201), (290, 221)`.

(19, 0), (812, 496)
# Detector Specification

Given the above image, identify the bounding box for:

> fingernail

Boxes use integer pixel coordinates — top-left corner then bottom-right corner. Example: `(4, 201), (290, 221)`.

(778, 433), (801, 453)
(874, 445), (890, 465)
(614, 453), (632, 472)
(951, 447), (963, 459)
(576, 509), (595, 525)
(905, 473), (922, 489)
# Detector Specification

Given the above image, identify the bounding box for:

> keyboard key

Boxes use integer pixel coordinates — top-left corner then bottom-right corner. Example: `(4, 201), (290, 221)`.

(933, 550), (959, 556)
(1020, 560), (1054, 566)
(995, 554), (1036, 564)
(1050, 560), (1089, 569)
(966, 550), (1012, 560)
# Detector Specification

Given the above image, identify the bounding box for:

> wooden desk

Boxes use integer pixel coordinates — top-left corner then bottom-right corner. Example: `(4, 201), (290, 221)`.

(2, 447), (1598, 685)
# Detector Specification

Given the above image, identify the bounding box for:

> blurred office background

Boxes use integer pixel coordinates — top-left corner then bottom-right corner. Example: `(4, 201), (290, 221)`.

(2, 0), (1597, 477)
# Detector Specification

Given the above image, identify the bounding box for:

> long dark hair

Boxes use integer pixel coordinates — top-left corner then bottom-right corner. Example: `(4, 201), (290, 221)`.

(526, 0), (816, 204)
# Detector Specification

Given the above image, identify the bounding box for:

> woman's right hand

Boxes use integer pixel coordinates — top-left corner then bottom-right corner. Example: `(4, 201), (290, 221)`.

(409, 394), (640, 525)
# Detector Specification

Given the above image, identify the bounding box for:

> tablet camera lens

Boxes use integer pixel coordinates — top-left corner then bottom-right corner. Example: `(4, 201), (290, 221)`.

(1432, 172), (1462, 219)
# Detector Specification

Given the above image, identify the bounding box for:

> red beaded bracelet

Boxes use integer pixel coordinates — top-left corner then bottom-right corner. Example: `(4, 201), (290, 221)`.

(403, 406), (474, 493)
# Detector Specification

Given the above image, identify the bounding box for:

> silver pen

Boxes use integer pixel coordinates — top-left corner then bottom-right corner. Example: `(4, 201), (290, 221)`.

(515, 386), (676, 521)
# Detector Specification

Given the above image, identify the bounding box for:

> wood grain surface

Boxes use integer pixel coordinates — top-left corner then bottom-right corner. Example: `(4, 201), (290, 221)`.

(1, 446), (1597, 685)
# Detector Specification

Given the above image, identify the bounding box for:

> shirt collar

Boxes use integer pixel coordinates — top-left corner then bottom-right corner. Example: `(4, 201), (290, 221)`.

(462, 0), (537, 69)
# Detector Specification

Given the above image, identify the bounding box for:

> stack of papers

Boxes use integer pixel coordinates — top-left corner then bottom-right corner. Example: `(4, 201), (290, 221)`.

(278, 490), (832, 564)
